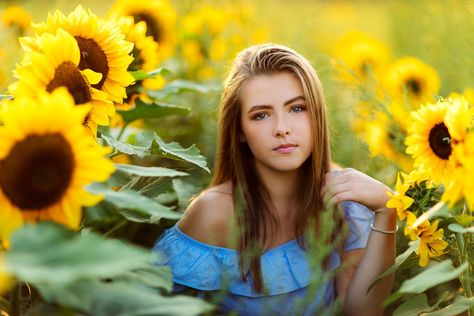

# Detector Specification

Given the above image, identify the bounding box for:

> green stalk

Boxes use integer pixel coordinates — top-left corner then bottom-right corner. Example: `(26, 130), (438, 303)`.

(117, 121), (130, 141)
(455, 232), (473, 316)
(9, 283), (21, 316)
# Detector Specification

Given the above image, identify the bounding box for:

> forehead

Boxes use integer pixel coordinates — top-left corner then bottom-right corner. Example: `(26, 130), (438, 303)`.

(240, 72), (304, 109)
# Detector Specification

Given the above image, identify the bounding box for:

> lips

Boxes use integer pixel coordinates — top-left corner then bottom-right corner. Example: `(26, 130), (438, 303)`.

(273, 143), (297, 153)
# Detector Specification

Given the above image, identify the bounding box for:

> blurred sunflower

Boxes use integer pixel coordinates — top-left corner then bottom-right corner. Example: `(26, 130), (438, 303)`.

(449, 88), (474, 106)
(115, 16), (164, 95)
(33, 5), (134, 103)
(9, 29), (114, 136)
(117, 17), (159, 72)
(404, 212), (448, 267)
(0, 88), (114, 242)
(334, 31), (391, 83)
(1, 5), (32, 35)
(363, 112), (412, 171)
(383, 57), (440, 107)
(107, 0), (176, 60)
(406, 98), (472, 183)
(443, 132), (474, 210)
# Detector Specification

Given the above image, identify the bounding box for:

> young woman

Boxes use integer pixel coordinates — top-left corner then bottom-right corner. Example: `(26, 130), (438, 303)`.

(153, 44), (397, 315)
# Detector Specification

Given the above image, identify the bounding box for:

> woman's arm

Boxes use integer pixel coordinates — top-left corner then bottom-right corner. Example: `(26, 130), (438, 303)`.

(321, 168), (397, 316)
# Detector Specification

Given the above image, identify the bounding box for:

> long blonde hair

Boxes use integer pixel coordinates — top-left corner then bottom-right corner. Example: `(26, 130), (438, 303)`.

(212, 44), (331, 292)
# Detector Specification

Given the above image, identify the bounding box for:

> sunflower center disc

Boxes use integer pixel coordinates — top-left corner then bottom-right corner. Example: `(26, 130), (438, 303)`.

(0, 134), (74, 210)
(75, 37), (109, 89)
(46, 61), (92, 104)
(406, 78), (421, 95)
(428, 123), (451, 160)
(134, 13), (162, 43)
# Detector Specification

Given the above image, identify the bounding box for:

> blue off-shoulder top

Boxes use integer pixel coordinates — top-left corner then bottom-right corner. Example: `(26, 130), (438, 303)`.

(152, 201), (374, 315)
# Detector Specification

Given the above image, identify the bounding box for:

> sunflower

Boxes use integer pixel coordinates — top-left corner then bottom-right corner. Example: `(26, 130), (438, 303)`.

(386, 173), (414, 221)
(405, 98), (471, 183)
(442, 132), (474, 210)
(404, 212), (448, 267)
(9, 29), (114, 136)
(1, 5), (32, 35)
(115, 16), (165, 97)
(33, 5), (135, 103)
(405, 101), (450, 183)
(334, 31), (391, 84)
(107, 0), (176, 60)
(382, 57), (440, 107)
(449, 88), (474, 106)
(363, 112), (412, 171)
(0, 88), (115, 242)
(116, 17), (159, 72)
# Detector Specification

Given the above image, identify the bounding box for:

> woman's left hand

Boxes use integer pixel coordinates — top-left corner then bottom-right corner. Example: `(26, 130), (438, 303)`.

(321, 168), (393, 213)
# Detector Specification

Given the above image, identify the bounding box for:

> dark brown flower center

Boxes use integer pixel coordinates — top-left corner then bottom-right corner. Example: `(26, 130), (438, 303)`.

(133, 13), (162, 43)
(46, 61), (92, 104)
(406, 78), (421, 96)
(0, 134), (74, 210)
(428, 123), (451, 160)
(75, 37), (109, 89)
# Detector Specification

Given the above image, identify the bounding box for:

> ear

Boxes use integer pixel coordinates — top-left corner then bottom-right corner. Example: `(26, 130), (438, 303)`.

(239, 133), (246, 142)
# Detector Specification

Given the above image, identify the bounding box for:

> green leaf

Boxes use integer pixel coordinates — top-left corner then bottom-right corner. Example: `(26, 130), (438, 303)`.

(453, 215), (474, 226)
(393, 291), (449, 316)
(87, 183), (181, 222)
(139, 177), (173, 198)
(37, 279), (211, 315)
(448, 223), (474, 233)
(102, 135), (149, 157)
(368, 240), (420, 292)
(117, 266), (173, 292)
(158, 79), (220, 94)
(90, 282), (213, 316)
(102, 133), (209, 172)
(425, 296), (474, 316)
(399, 260), (468, 294)
(172, 179), (200, 209)
(393, 293), (431, 316)
(115, 164), (188, 178)
(5, 223), (149, 285)
(130, 67), (170, 81)
(117, 99), (190, 124)
(151, 135), (210, 172)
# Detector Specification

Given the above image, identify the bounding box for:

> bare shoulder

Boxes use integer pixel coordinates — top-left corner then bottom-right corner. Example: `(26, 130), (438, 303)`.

(178, 181), (235, 248)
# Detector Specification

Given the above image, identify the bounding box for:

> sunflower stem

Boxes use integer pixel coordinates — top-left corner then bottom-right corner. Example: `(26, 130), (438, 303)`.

(117, 121), (130, 141)
(103, 220), (128, 238)
(10, 283), (21, 316)
(455, 232), (473, 315)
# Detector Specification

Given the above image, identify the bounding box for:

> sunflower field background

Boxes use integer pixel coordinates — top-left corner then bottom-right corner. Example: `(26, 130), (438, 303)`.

(0, 0), (473, 315)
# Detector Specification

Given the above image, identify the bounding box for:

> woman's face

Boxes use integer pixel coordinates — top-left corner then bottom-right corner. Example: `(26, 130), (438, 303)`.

(239, 71), (313, 174)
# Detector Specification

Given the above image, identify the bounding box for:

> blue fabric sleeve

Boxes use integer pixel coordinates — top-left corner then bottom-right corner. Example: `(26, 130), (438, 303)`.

(342, 201), (374, 250)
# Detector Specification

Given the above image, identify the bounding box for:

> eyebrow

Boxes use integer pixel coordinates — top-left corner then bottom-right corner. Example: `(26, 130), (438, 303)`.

(247, 96), (306, 113)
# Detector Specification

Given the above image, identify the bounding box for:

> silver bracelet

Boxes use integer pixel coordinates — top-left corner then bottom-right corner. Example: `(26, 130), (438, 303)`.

(370, 223), (399, 234)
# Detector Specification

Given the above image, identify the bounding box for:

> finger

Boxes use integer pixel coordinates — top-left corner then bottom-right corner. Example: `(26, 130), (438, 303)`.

(323, 184), (352, 208)
(326, 190), (353, 208)
(321, 172), (351, 198)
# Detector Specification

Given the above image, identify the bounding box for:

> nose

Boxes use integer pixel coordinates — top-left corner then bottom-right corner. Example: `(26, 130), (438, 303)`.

(273, 117), (291, 137)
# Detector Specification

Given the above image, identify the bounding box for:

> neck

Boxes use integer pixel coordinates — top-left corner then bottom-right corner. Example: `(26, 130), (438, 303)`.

(255, 163), (303, 218)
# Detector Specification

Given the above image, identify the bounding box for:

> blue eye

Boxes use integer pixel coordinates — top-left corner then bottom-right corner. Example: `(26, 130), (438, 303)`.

(291, 105), (305, 113)
(253, 112), (269, 120)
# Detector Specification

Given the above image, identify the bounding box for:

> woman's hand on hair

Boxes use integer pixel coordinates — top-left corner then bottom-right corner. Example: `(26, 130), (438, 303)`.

(320, 168), (393, 214)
